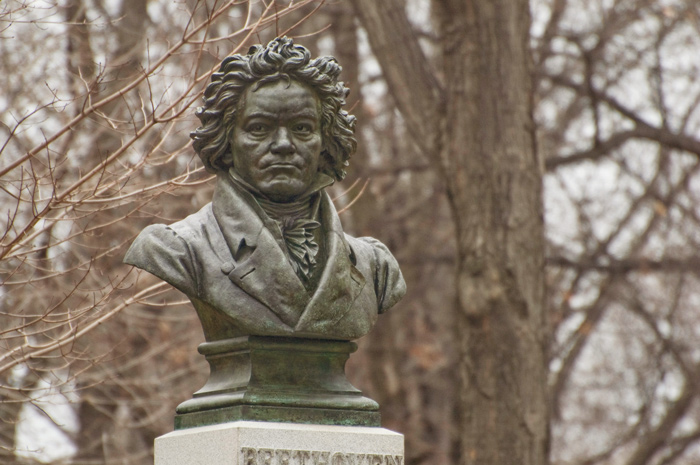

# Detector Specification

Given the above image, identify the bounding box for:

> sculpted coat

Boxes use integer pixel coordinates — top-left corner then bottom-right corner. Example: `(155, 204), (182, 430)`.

(124, 173), (405, 341)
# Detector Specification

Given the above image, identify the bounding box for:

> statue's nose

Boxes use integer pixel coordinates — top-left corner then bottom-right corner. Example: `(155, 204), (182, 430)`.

(270, 127), (294, 155)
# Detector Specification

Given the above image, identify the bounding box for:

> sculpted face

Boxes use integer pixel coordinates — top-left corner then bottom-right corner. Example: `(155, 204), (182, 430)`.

(230, 80), (323, 202)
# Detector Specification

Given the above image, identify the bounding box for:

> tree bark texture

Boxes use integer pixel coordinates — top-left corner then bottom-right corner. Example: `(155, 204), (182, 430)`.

(350, 0), (549, 464)
(436, 1), (549, 464)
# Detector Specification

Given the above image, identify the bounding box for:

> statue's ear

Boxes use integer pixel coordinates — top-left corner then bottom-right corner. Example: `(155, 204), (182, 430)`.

(223, 126), (236, 169)
(318, 150), (334, 177)
(222, 152), (233, 167)
(221, 143), (234, 169)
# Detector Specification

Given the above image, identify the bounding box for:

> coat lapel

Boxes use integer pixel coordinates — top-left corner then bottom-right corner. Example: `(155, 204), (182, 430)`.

(212, 175), (309, 328)
(295, 192), (366, 334)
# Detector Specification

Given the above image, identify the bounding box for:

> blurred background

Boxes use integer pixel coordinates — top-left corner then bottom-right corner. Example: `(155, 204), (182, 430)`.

(2, 1), (700, 464)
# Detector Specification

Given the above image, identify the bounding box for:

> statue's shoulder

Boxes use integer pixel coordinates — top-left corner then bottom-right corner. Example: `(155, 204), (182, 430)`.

(343, 234), (406, 314)
(127, 204), (214, 254)
(164, 203), (215, 243)
(343, 234), (395, 263)
(123, 203), (215, 297)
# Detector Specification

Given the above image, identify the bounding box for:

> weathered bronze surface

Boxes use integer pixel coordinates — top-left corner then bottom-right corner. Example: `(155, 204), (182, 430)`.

(124, 37), (405, 427)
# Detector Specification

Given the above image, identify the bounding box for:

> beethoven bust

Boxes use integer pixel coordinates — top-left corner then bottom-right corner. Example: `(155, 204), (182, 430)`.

(124, 37), (405, 342)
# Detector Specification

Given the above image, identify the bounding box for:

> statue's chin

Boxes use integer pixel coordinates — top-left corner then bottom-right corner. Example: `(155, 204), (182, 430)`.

(258, 178), (308, 203)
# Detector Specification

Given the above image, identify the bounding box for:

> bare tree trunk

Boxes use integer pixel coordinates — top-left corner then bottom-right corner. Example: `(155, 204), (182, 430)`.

(350, 0), (549, 463)
(436, 2), (549, 463)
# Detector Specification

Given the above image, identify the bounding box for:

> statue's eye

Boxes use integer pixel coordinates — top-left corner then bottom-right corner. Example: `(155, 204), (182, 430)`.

(292, 123), (313, 135)
(247, 123), (268, 135)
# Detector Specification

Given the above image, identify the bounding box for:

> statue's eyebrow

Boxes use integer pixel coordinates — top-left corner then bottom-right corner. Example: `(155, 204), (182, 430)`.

(243, 109), (318, 121)
(242, 111), (275, 120)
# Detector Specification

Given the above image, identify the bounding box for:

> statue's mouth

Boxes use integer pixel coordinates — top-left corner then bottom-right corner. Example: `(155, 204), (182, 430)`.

(265, 162), (302, 171)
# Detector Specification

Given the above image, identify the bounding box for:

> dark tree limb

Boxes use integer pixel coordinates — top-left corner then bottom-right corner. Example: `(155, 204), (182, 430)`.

(348, 0), (443, 156)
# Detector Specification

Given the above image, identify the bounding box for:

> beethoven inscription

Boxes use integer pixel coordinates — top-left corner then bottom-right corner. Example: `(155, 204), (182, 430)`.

(240, 447), (404, 465)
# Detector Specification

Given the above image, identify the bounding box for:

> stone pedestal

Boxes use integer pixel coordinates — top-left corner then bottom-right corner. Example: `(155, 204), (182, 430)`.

(155, 421), (404, 465)
(175, 336), (380, 429)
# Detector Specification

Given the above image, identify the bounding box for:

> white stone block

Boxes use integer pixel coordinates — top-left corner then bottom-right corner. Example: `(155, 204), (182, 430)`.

(155, 421), (404, 465)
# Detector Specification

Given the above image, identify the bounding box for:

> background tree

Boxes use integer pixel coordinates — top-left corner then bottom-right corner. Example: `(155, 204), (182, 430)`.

(348, 1), (549, 464)
(534, 1), (700, 464)
(3, 1), (700, 465)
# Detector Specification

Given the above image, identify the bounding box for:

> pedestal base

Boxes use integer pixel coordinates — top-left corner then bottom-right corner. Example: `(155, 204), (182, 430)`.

(175, 405), (380, 429)
(155, 421), (404, 465)
(175, 336), (379, 429)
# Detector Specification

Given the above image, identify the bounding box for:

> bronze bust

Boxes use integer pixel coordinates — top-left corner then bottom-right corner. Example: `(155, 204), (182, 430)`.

(124, 37), (405, 427)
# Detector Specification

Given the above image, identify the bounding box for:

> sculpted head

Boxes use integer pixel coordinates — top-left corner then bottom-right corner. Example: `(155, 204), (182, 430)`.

(191, 37), (357, 201)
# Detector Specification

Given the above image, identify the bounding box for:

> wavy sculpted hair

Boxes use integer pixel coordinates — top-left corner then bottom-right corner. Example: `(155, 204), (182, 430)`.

(191, 37), (357, 181)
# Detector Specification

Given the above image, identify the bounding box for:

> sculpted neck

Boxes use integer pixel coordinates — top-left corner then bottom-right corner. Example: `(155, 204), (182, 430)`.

(227, 168), (332, 223)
